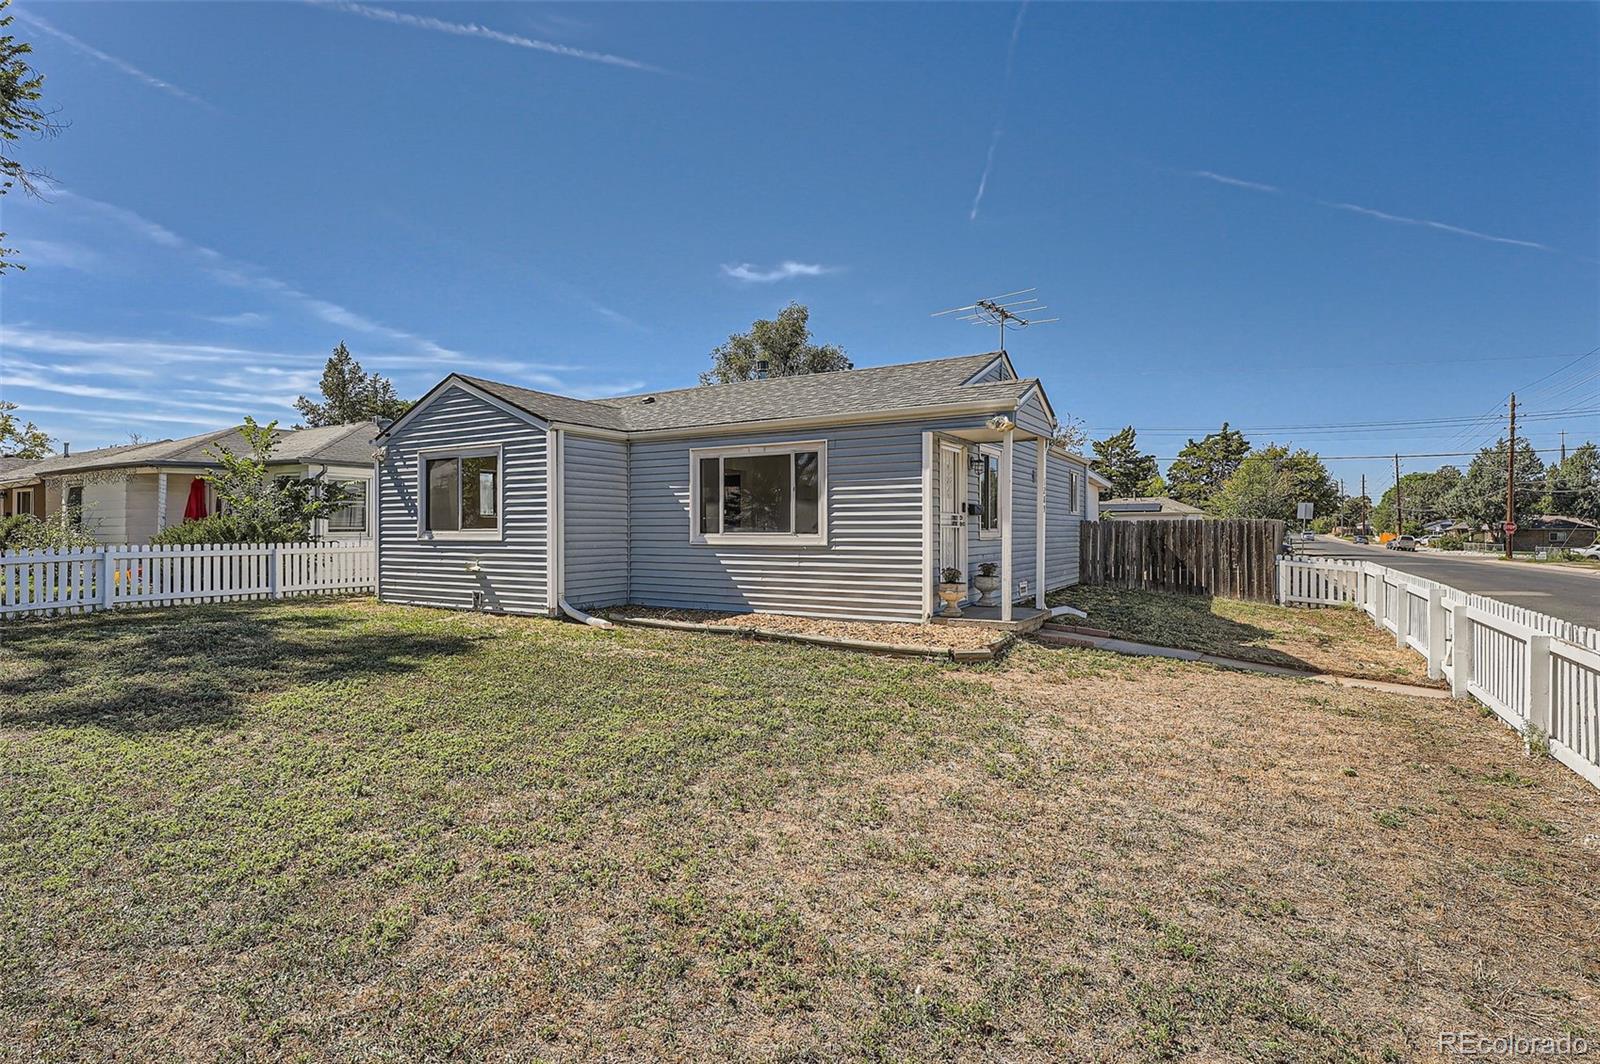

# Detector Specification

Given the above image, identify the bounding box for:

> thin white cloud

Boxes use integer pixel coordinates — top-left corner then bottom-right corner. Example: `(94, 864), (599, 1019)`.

(13, 9), (216, 109)
(200, 311), (270, 327)
(1318, 200), (1557, 252)
(1190, 170), (1280, 194)
(53, 189), (471, 361)
(0, 368), (264, 414)
(315, 2), (667, 74)
(17, 403), (235, 430)
(720, 261), (839, 284)
(17, 238), (103, 271)
(1183, 167), (1565, 256)
(970, 1), (1029, 222)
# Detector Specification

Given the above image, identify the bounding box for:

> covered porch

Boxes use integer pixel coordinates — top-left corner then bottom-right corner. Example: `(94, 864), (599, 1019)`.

(921, 414), (1051, 628)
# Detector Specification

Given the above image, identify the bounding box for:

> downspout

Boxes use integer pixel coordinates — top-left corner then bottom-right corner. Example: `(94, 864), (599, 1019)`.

(548, 426), (613, 629)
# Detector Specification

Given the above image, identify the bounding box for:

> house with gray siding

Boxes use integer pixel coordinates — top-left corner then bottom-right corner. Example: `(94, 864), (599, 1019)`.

(374, 351), (1095, 624)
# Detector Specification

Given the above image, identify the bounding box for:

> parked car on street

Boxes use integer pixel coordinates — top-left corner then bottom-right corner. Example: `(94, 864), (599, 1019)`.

(1302, 530), (1315, 541)
(1353, 534), (1369, 544)
(1387, 535), (1418, 551)
(1571, 543), (1600, 560)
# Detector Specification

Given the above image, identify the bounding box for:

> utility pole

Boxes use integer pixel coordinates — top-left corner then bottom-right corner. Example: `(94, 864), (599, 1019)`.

(1360, 474), (1367, 535)
(1394, 454), (1402, 537)
(1560, 429), (1567, 464)
(1504, 393), (1517, 560)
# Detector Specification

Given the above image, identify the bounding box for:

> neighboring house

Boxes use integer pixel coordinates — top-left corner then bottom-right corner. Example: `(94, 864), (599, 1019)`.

(0, 456), (44, 520)
(375, 351), (1098, 624)
(1514, 516), (1597, 552)
(0, 422), (378, 544)
(1099, 496), (1207, 521)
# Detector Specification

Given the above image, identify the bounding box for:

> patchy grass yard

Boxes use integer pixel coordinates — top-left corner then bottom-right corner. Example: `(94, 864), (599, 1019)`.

(1048, 585), (1438, 686)
(3, 599), (1597, 1061)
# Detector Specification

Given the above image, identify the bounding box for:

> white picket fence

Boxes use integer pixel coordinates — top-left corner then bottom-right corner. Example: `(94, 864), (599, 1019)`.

(1278, 557), (1600, 791)
(0, 541), (375, 619)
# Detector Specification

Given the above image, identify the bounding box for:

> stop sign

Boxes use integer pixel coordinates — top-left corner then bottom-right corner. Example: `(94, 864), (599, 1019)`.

(1503, 521), (1518, 535)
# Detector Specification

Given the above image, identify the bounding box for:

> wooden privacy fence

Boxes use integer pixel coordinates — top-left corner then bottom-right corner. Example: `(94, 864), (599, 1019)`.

(1278, 556), (1600, 792)
(1, 541), (375, 619)
(1079, 519), (1285, 601)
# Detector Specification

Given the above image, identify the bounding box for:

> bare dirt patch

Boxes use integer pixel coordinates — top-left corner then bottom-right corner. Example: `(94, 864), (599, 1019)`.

(607, 605), (1004, 652)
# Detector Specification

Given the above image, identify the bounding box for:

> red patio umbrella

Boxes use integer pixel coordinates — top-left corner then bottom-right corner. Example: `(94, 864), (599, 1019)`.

(182, 477), (208, 521)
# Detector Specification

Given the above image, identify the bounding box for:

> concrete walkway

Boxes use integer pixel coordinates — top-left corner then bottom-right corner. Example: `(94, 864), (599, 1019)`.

(1032, 628), (1455, 700)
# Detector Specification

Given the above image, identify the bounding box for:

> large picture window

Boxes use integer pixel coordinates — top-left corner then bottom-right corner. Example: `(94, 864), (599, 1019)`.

(420, 448), (500, 538)
(691, 441), (826, 545)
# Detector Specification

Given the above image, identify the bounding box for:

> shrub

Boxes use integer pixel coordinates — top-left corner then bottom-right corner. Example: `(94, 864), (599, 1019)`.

(1433, 533), (1465, 551)
(149, 513), (310, 546)
(0, 513), (99, 551)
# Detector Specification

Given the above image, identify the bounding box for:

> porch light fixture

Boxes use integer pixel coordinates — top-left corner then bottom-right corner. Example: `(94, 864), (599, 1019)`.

(987, 415), (1014, 432)
(968, 452), (985, 475)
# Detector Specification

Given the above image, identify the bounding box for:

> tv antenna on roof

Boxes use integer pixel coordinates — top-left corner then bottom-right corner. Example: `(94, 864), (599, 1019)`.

(930, 288), (1057, 353)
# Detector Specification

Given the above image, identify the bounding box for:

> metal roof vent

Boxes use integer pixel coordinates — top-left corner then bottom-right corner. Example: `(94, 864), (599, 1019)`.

(639, 395), (656, 404)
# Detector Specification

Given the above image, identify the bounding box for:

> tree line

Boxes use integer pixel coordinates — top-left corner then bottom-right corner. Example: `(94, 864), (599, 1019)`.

(1087, 424), (1600, 529)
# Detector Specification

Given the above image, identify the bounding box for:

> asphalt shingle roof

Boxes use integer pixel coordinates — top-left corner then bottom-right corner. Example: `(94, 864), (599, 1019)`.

(461, 352), (1037, 433)
(0, 422), (377, 485)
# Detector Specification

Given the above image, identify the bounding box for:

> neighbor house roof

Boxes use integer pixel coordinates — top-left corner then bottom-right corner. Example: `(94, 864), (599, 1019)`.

(0, 422), (377, 486)
(1099, 496), (1207, 516)
(439, 352), (1043, 435)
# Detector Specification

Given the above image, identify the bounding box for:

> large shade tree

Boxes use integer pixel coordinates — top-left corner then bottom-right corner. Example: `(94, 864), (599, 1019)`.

(700, 302), (851, 385)
(1209, 444), (1339, 521)
(294, 342), (412, 426)
(1543, 442), (1599, 523)
(1164, 422), (1251, 510)
(1445, 438), (1545, 536)
(0, 0), (58, 274)
(1372, 466), (1462, 536)
(1090, 426), (1162, 498)
(0, 399), (51, 458)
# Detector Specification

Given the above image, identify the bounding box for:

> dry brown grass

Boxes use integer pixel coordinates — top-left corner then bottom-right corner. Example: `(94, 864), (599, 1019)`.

(608, 605), (1004, 651)
(3, 600), (1597, 1061)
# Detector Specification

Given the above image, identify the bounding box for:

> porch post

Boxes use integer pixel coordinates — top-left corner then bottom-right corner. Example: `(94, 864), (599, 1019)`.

(1035, 437), (1047, 609)
(156, 472), (168, 530)
(920, 432), (934, 621)
(1000, 428), (1013, 622)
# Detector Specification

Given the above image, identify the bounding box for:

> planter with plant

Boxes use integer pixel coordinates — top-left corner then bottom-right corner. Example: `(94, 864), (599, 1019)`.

(972, 561), (1000, 606)
(936, 566), (966, 618)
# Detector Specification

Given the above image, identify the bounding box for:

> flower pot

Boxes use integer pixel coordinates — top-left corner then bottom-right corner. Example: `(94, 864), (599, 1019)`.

(936, 581), (966, 618)
(972, 573), (1000, 606)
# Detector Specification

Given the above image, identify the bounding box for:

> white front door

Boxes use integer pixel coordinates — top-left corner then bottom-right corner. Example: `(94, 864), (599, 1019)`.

(938, 443), (967, 589)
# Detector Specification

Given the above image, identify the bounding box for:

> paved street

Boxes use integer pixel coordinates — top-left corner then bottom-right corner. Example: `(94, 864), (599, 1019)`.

(1297, 537), (1600, 629)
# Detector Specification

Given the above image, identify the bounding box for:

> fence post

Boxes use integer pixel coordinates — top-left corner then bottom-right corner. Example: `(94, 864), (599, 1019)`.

(270, 543), (282, 599)
(1526, 633), (1552, 747)
(1452, 608), (1474, 700)
(98, 547), (114, 611)
(1426, 586), (1445, 680)
(1391, 581), (1405, 648)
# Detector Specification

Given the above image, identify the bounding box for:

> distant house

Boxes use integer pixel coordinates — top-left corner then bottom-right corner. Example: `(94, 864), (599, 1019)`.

(1514, 516), (1597, 552)
(373, 351), (1099, 624)
(1099, 496), (1206, 521)
(0, 422), (378, 543)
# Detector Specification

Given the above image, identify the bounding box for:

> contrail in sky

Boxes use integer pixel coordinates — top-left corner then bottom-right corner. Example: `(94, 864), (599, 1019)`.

(969, 1), (1029, 222)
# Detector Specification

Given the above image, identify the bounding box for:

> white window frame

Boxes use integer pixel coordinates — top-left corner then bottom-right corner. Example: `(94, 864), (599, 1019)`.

(977, 446), (1001, 540)
(14, 487), (34, 516)
(1068, 470), (1081, 516)
(326, 478), (369, 534)
(416, 443), (505, 542)
(688, 439), (828, 546)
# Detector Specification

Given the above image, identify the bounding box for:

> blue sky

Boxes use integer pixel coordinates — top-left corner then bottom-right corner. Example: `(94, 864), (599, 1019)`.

(2, 1), (1596, 496)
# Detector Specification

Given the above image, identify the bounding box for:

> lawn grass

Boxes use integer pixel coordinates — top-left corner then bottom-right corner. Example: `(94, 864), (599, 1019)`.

(4, 598), (1598, 1060)
(1047, 585), (1438, 685)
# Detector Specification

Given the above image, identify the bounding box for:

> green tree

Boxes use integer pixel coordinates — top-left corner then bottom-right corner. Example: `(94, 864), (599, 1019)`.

(1090, 426), (1161, 498)
(1372, 466), (1463, 536)
(700, 302), (851, 385)
(1165, 422), (1251, 509)
(1210, 444), (1338, 521)
(180, 417), (344, 542)
(294, 342), (412, 426)
(0, 0), (59, 274)
(0, 399), (52, 458)
(1445, 438), (1545, 538)
(1544, 442), (1599, 523)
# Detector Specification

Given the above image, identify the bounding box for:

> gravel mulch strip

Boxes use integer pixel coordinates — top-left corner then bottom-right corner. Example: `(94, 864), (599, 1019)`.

(606, 606), (1004, 652)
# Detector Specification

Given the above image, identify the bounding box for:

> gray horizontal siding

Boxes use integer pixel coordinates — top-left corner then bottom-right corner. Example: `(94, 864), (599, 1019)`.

(377, 385), (549, 615)
(628, 420), (942, 622)
(562, 433), (629, 609)
(1046, 449), (1085, 591)
(965, 357), (1013, 384)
